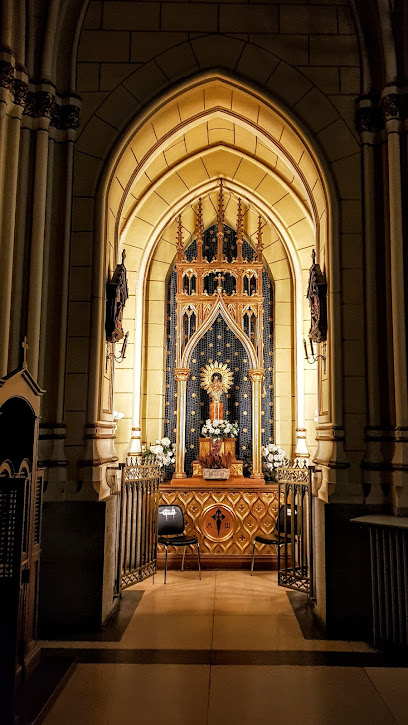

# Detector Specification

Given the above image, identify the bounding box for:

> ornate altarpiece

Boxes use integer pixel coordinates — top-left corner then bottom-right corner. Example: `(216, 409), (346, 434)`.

(163, 182), (274, 481)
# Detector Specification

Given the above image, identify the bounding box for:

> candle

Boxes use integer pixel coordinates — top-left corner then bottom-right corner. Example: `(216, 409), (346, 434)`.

(303, 339), (308, 360)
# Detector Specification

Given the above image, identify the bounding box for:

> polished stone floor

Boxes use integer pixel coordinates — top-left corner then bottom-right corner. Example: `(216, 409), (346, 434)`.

(41, 570), (408, 724)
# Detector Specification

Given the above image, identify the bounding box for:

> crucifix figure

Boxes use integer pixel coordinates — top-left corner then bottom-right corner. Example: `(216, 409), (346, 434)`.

(212, 507), (226, 536)
(216, 272), (224, 291)
(22, 336), (28, 369)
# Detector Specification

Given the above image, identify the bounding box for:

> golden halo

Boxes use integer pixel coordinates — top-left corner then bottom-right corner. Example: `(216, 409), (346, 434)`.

(200, 361), (234, 393)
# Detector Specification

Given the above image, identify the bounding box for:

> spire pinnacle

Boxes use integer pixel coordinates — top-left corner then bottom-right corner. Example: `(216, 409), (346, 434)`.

(176, 214), (183, 261)
(195, 197), (203, 262)
(236, 197), (243, 261)
(256, 215), (263, 261)
(217, 180), (224, 260)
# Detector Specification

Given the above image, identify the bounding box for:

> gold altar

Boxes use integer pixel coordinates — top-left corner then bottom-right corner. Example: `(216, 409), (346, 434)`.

(161, 182), (274, 568)
(171, 185), (266, 483)
(159, 481), (279, 568)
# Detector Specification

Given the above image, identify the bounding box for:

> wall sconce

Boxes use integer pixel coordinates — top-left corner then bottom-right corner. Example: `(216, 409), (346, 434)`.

(113, 410), (125, 433)
(304, 338), (327, 374)
(106, 331), (129, 370)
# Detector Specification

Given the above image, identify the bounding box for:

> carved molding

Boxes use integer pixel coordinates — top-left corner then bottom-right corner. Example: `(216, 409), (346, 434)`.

(0, 60), (80, 130)
(0, 60), (14, 89)
(382, 93), (401, 122)
(58, 104), (80, 130)
(13, 78), (28, 107)
(23, 90), (54, 119)
(355, 104), (382, 134)
(174, 367), (191, 382)
(248, 368), (265, 383)
(355, 91), (408, 135)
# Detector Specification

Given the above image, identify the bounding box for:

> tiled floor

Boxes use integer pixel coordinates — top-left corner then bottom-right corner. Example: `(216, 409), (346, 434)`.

(42, 570), (408, 724)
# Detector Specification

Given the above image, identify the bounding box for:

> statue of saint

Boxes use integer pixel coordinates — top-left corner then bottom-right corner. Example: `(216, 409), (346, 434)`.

(106, 250), (129, 342)
(200, 362), (233, 422)
(209, 373), (224, 420)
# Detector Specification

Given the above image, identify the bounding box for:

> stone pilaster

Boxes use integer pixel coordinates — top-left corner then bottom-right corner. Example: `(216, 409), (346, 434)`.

(356, 95), (393, 505)
(174, 367), (191, 478)
(248, 368), (265, 480)
(382, 87), (408, 512)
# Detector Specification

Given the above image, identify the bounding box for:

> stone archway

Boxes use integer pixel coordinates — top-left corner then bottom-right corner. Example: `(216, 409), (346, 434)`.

(95, 75), (346, 504)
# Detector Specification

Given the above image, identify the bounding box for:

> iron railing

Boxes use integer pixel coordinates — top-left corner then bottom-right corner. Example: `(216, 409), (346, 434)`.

(116, 456), (160, 591)
(276, 459), (314, 596)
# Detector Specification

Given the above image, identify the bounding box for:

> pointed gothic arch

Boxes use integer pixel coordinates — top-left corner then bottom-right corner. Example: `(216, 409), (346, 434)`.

(84, 72), (345, 513)
(182, 296), (258, 370)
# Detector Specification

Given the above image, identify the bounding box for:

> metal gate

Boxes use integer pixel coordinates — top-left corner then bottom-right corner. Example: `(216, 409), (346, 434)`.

(276, 459), (314, 596)
(116, 456), (160, 591)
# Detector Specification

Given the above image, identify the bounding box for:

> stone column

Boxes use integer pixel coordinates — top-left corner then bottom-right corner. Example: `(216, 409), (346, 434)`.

(382, 88), (408, 510)
(9, 125), (30, 371)
(249, 368), (265, 480)
(56, 136), (75, 423)
(0, 103), (23, 376)
(129, 272), (143, 456)
(27, 98), (52, 379)
(357, 96), (392, 503)
(294, 268), (309, 460)
(174, 367), (190, 479)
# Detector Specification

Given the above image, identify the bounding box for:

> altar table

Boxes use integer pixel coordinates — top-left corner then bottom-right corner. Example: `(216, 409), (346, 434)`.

(158, 479), (280, 569)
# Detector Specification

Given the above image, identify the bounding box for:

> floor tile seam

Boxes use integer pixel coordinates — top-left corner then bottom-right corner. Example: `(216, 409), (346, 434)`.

(206, 570), (218, 725)
(361, 666), (399, 723)
(210, 570), (217, 653)
(212, 611), (298, 617)
(41, 647), (408, 668)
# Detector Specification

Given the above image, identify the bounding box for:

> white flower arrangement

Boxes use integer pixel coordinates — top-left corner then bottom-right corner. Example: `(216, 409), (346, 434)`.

(142, 437), (176, 468)
(201, 419), (239, 439)
(261, 443), (287, 481)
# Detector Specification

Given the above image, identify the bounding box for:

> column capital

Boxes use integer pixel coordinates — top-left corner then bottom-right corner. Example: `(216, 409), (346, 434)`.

(174, 367), (191, 382)
(355, 94), (382, 137)
(248, 368), (265, 382)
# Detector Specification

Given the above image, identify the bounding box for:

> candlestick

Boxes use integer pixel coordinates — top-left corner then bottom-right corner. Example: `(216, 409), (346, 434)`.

(303, 339), (309, 360)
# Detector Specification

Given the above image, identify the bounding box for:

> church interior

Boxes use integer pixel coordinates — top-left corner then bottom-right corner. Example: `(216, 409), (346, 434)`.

(1, 1), (408, 723)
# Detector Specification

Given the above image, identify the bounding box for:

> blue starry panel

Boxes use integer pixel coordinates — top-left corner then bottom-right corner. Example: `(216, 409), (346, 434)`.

(164, 224), (274, 478)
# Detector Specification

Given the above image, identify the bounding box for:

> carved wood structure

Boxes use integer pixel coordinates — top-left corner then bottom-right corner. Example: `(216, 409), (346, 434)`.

(0, 365), (44, 720)
(173, 182), (266, 481)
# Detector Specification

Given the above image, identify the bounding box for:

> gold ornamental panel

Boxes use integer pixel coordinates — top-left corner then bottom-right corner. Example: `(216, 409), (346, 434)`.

(192, 462), (243, 477)
(160, 487), (280, 556)
(201, 504), (236, 542)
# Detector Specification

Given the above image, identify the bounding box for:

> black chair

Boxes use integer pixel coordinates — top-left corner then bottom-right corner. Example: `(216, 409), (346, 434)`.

(158, 504), (201, 584)
(250, 504), (296, 575)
